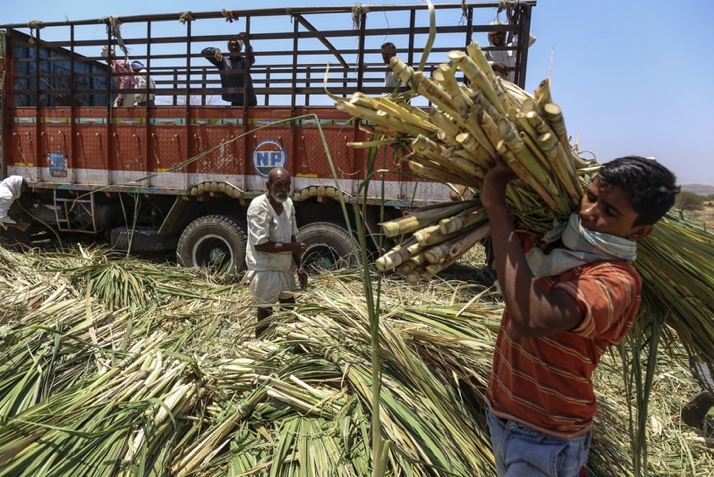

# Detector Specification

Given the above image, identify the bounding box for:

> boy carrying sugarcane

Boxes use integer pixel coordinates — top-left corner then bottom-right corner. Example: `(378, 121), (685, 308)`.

(479, 156), (679, 476)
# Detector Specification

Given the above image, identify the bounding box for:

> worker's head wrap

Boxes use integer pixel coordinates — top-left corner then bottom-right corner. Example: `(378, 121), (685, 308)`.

(100, 45), (115, 58)
(487, 21), (506, 42)
(227, 37), (244, 51)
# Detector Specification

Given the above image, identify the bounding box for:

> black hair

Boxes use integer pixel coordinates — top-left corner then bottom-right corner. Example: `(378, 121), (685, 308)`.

(596, 156), (680, 226)
(381, 42), (396, 51)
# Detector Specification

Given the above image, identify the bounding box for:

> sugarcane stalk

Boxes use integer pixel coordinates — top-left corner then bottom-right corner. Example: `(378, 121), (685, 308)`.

(476, 109), (504, 152)
(423, 241), (450, 264)
(525, 110), (586, 184)
(534, 78), (553, 113)
(498, 117), (563, 206)
(499, 78), (532, 109)
(408, 160), (469, 185)
(396, 254), (426, 275)
(371, 95), (439, 134)
(542, 103), (570, 153)
(442, 151), (483, 181)
(405, 266), (426, 283)
(525, 109), (554, 136)
(465, 42), (499, 87)
(357, 123), (403, 137)
(349, 91), (383, 111)
(518, 131), (552, 175)
(454, 132), (487, 165)
(448, 223), (491, 260)
(448, 50), (506, 115)
(433, 63), (473, 119)
(542, 102), (591, 172)
(394, 199), (480, 223)
(336, 101), (430, 138)
(439, 207), (488, 235)
(423, 221), (490, 268)
(411, 135), (449, 162)
(414, 221), (481, 249)
(374, 239), (419, 270)
(391, 56), (462, 119)
(411, 135), (483, 181)
(429, 108), (462, 145)
(444, 144), (475, 161)
(470, 89), (502, 122)
(442, 146), (489, 178)
(419, 266), (439, 281)
(463, 109), (499, 162)
(413, 224), (442, 246)
(496, 140), (561, 212)
(511, 110), (540, 148)
(379, 199), (477, 238)
(536, 132), (582, 203)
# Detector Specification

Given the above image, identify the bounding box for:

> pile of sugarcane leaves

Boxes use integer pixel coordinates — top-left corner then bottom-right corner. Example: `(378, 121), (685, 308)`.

(0, 239), (713, 476)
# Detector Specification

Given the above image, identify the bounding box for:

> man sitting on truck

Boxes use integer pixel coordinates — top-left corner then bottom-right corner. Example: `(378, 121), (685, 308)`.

(201, 32), (257, 107)
(244, 167), (308, 338)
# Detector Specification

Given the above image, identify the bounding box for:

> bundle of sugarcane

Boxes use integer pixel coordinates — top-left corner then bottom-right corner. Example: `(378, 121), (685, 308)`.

(335, 42), (714, 366)
(336, 40), (594, 281)
(338, 42), (592, 223)
(373, 199), (491, 282)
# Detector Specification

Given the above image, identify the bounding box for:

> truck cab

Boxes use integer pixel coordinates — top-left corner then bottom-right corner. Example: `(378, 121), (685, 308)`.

(0, 2), (536, 272)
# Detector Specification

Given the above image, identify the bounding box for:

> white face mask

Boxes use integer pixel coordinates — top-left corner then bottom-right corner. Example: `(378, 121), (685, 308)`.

(272, 191), (289, 203)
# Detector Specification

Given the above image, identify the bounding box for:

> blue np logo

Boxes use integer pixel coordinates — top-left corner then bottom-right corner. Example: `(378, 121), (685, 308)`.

(252, 139), (287, 178)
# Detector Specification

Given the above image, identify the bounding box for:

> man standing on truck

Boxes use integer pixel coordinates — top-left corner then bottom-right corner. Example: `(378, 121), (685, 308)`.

(381, 42), (398, 89)
(485, 21), (536, 82)
(244, 167), (308, 338)
(101, 46), (136, 107)
(131, 61), (155, 107)
(201, 32), (257, 107)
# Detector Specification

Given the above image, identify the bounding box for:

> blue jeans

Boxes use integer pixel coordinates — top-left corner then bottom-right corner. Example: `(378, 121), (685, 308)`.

(486, 407), (592, 477)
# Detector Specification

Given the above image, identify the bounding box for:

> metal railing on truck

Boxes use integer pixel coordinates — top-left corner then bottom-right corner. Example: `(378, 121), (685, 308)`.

(0, 2), (535, 111)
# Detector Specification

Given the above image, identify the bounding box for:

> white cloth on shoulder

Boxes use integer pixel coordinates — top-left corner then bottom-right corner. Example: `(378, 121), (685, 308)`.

(525, 213), (638, 278)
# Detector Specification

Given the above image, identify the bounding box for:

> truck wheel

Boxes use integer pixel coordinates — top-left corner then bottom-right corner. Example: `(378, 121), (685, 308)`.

(176, 215), (247, 273)
(297, 222), (360, 272)
(110, 226), (179, 252)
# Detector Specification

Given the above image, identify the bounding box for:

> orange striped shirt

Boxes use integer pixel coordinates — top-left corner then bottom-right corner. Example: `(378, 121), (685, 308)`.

(486, 235), (642, 438)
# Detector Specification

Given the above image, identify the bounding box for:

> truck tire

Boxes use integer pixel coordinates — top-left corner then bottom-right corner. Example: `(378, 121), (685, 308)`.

(176, 215), (247, 273)
(110, 226), (179, 252)
(297, 222), (360, 272)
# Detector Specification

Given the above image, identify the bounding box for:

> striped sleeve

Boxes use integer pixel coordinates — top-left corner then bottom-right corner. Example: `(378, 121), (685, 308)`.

(554, 261), (641, 342)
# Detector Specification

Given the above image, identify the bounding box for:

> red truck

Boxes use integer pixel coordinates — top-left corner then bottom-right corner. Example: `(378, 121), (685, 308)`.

(0, 2), (535, 272)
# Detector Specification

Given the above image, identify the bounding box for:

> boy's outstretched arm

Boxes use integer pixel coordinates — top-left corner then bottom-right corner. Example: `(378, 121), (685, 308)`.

(479, 163), (584, 337)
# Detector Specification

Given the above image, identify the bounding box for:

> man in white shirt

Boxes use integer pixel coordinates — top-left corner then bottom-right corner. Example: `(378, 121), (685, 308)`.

(131, 61), (156, 107)
(0, 176), (29, 231)
(244, 167), (307, 338)
(485, 22), (536, 82)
